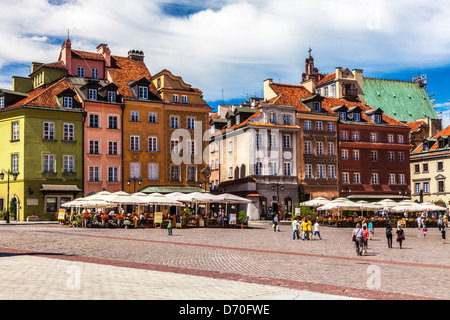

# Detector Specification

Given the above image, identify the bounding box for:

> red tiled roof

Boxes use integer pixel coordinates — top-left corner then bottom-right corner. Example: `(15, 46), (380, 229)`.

(214, 110), (262, 135)
(407, 120), (427, 132)
(7, 78), (81, 110)
(317, 73), (336, 84)
(410, 125), (450, 154)
(431, 125), (450, 139)
(108, 55), (160, 99)
(268, 83), (314, 112)
(72, 50), (105, 61)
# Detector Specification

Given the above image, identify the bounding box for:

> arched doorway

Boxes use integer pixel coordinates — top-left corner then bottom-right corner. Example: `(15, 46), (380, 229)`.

(10, 195), (19, 221)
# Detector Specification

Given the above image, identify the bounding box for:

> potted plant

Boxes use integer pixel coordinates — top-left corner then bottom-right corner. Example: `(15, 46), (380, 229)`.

(237, 211), (247, 228)
(124, 220), (132, 229)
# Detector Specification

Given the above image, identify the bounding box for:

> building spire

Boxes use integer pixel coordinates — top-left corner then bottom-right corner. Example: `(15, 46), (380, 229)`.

(308, 47), (312, 58)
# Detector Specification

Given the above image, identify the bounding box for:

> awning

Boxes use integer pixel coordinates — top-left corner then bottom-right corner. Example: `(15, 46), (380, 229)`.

(347, 195), (410, 201)
(40, 184), (82, 193)
(140, 186), (208, 194)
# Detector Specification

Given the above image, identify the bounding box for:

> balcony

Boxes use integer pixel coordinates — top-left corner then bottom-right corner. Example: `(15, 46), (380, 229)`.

(342, 87), (358, 99)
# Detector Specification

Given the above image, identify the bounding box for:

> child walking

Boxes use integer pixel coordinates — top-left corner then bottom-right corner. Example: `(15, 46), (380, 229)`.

(422, 224), (427, 238)
(167, 219), (173, 236)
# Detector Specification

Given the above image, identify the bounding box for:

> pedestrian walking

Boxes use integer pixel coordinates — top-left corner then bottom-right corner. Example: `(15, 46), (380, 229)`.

(386, 223), (393, 248)
(441, 225), (446, 244)
(422, 224), (427, 237)
(273, 214), (280, 232)
(292, 218), (300, 240)
(167, 218), (173, 236)
(313, 220), (321, 240)
(417, 215), (422, 230)
(306, 219), (312, 240)
(362, 225), (369, 254)
(352, 223), (364, 256)
(368, 221), (374, 240)
(396, 226), (405, 249)
(302, 218), (310, 240)
(438, 215), (443, 231)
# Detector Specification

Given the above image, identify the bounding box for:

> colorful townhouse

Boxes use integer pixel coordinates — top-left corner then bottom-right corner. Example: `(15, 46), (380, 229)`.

(0, 78), (84, 220)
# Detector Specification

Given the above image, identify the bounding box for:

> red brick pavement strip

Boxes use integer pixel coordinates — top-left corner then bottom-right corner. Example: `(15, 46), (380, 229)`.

(0, 246), (437, 301)
(81, 234), (450, 271)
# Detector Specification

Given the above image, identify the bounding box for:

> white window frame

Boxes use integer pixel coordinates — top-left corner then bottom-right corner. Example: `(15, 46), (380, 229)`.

(182, 95), (188, 104)
(63, 123), (74, 141)
(389, 174), (396, 185)
(91, 68), (99, 79)
(328, 165), (336, 179)
(107, 91), (116, 102)
(63, 155), (75, 173)
(328, 142), (335, 156)
(130, 163), (141, 179)
(108, 166), (119, 182)
(284, 162), (292, 176)
(43, 122), (55, 140)
(342, 172), (349, 184)
(148, 136), (158, 152)
(172, 94), (179, 103)
(148, 112), (157, 123)
(305, 164), (313, 179)
(131, 110), (140, 122)
(138, 86), (149, 100)
(11, 154), (19, 173)
(43, 154), (55, 173)
(371, 173), (379, 185)
(77, 67), (85, 78)
(304, 141), (312, 155)
(354, 172), (361, 184)
(171, 116), (179, 129)
(63, 96), (73, 108)
(148, 163), (159, 181)
(12, 122), (19, 141)
(187, 118), (195, 130)
(304, 120), (311, 131)
(130, 135), (140, 151)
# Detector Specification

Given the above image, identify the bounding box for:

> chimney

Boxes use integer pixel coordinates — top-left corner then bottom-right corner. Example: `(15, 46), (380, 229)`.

(97, 44), (111, 68)
(60, 37), (72, 75)
(128, 50), (145, 62)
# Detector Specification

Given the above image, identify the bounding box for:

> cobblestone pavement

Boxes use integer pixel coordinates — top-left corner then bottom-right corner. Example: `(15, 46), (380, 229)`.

(0, 221), (448, 300)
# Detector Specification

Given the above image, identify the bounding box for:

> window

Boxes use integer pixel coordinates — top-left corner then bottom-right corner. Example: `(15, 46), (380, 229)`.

(415, 164), (420, 173)
(353, 150), (360, 160)
(256, 133), (263, 148)
(172, 95), (179, 103)
(228, 140), (233, 153)
(352, 132), (359, 141)
(415, 183), (421, 194)
(63, 123), (74, 141)
(304, 141), (312, 155)
(316, 142), (324, 155)
(354, 173), (361, 184)
(148, 113), (157, 123)
(12, 122), (19, 141)
(171, 116), (179, 129)
(269, 134), (278, 148)
(371, 151), (378, 161)
(371, 173), (379, 185)
(269, 112), (277, 124)
(89, 166), (100, 182)
(131, 111), (139, 122)
(187, 118), (195, 130)
(328, 142), (335, 156)
(342, 172), (349, 184)
(228, 167), (233, 179)
(423, 163), (428, 172)
(171, 139), (180, 155)
(188, 140), (196, 155)
(187, 166), (196, 182)
(89, 140), (100, 154)
(305, 164), (313, 179)
(341, 131), (348, 141)
(438, 161), (444, 171)
(399, 174), (406, 185)
(397, 135), (404, 144)
(284, 162), (292, 176)
(353, 113), (361, 121)
(339, 112), (346, 121)
(283, 114), (291, 125)
(313, 101), (321, 112)
(91, 68), (99, 79)
(45, 197), (57, 213)
(327, 122), (334, 132)
(0, 97), (4, 109)
(148, 136), (158, 152)
(304, 120), (311, 131)
(328, 165), (336, 179)
(315, 121), (323, 131)
(283, 135), (292, 149)
(108, 167), (119, 182)
(89, 114), (99, 128)
(182, 95), (188, 104)
(138, 86), (149, 100)
(77, 67), (85, 78)
(43, 122), (55, 140)
(438, 180), (445, 193)
(108, 141), (119, 155)
(387, 134), (394, 143)
(423, 182), (429, 193)
(374, 114), (382, 123)
(63, 155), (74, 173)
(389, 174), (396, 185)
(324, 87), (329, 97)
(130, 136), (140, 151)
(157, 78), (161, 88)
(11, 154), (18, 173)
(341, 149), (348, 160)
(398, 152), (404, 162)
(63, 97), (73, 108)
(43, 154), (55, 173)
(130, 163), (141, 179)
(108, 116), (118, 129)
(370, 133), (377, 142)
(388, 151), (395, 162)
(107, 91), (116, 102)
(269, 162), (278, 176)
(316, 164), (325, 179)
(255, 162), (263, 176)
(148, 164), (158, 180)
(331, 84), (336, 97)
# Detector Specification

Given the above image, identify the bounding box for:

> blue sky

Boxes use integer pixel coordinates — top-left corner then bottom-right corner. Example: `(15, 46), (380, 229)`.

(1, 0), (450, 125)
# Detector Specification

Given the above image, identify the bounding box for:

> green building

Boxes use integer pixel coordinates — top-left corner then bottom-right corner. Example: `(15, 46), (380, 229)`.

(0, 78), (84, 221)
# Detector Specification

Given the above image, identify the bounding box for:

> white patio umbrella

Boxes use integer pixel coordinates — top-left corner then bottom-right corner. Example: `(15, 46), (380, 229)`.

(213, 193), (252, 204)
(418, 202), (448, 212)
(165, 192), (184, 200)
(317, 198), (360, 218)
(300, 197), (330, 207)
(390, 204), (423, 213)
(144, 193), (183, 206)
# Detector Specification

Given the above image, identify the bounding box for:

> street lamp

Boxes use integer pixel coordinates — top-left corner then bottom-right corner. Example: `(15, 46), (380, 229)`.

(271, 183), (284, 219)
(0, 169), (19, 224)
(399, 189), (408, 201)
(198, 182), (211, 193)
(127, 177), (142, 193)
(341, 186), (351, 198)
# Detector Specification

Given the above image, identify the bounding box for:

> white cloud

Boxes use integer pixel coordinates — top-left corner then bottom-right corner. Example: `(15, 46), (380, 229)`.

(1, 0), (450, 102)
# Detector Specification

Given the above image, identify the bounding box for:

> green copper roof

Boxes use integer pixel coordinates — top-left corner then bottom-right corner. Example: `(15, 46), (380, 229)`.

(363, 78), (439, 122)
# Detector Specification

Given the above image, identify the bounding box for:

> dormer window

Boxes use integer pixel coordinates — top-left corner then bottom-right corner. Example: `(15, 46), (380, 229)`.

(313, 101), (321, 112)
(353, 113), (361, 121)
(283, 114), (291, 125)
(138, 86), (148, 100)
(339, 112), (347, 121)
(438, 140), (445, 149)
(92, 68), (99, 79)
(269, 112), (277, 124)
(63, 97), (73, 108)
(88, 89), (98, 100)
(0, 97), (4, 109)
(374, 114), (382, 123)
(77, 67), (85, 78)
(423, 142), (429, 151)
(107, 91), (116, 102)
